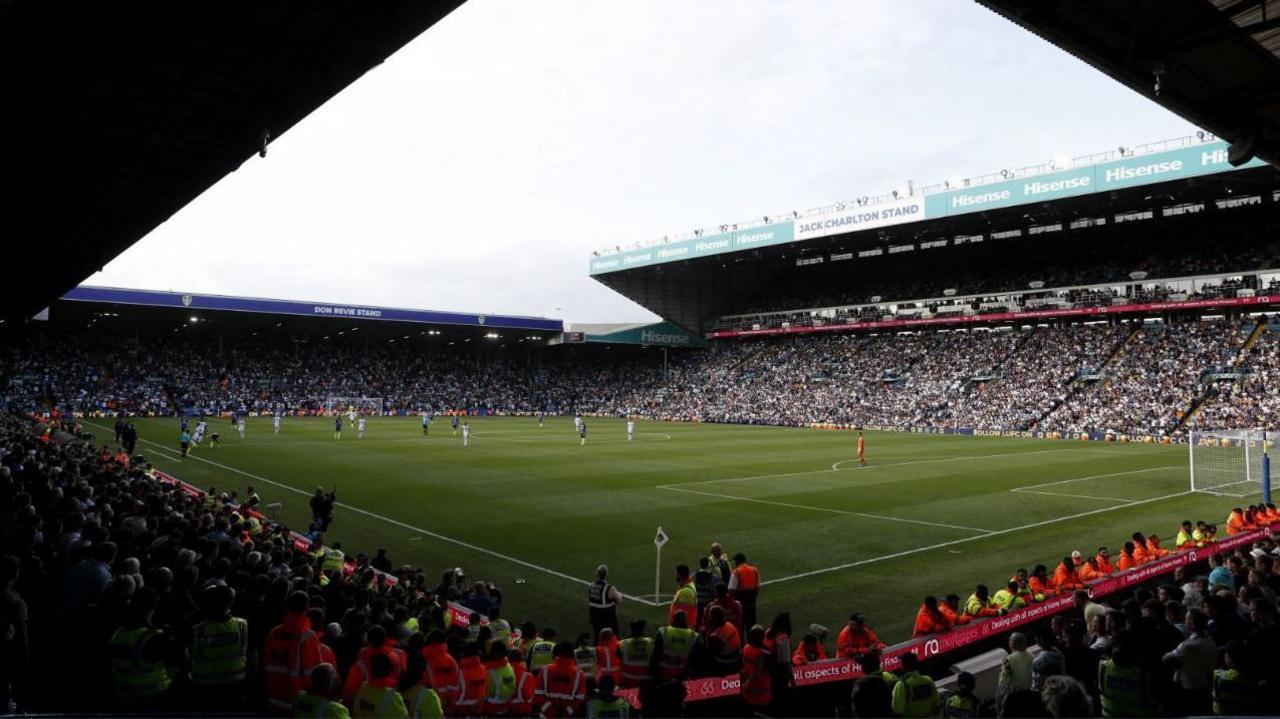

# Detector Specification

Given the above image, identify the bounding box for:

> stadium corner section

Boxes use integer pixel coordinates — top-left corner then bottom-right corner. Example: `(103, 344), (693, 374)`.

(144, 436), (1272, 707)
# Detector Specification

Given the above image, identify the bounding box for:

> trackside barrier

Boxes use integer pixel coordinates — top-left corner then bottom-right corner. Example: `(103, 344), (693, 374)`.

(149, 468), (1270, 705)
(616, 527), (1270, 705)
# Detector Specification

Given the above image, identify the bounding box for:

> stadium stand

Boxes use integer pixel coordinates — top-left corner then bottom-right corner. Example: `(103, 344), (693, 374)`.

(4, 302), (1280, 716)
(1, 410), (1278, 716)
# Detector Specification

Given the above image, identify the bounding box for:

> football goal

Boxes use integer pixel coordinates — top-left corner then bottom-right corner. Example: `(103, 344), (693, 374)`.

(1188, 428), (1271, 499)
(324, 397), (385, 416)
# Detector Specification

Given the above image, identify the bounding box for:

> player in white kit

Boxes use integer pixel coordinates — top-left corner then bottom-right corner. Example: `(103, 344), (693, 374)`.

(192, 419), (207, 446)
(461, 421), (471, 447)
(237, 417), (246, 439)
(273, 412), (282, 434)
(357, 416), (366, 439)
(627, 420), (635, 441)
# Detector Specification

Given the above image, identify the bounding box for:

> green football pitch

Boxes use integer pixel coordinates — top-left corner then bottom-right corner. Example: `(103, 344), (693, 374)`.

(90, 415), (1239, 645)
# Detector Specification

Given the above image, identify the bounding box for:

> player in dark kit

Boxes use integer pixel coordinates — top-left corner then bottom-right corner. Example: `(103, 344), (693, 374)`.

(334, 414), (343, 440)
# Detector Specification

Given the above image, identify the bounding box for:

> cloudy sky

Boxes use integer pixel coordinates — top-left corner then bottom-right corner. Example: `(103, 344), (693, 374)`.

(88, 0), (1200, 323)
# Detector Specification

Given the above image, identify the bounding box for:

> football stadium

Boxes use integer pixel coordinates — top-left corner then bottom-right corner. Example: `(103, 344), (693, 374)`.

(6, 2), (1280, 717)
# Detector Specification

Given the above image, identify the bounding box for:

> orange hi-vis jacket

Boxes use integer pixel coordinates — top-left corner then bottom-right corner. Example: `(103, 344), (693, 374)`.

(535, 656), (585, 718)
(1145, 537), (1170, 559)
(1117, 550), (1141, 571)
(732, 563), (761, 593)
(423, 644), (463, 709)
(1028, 576), (1056, 598)
(938, 602), (969, 626)
(1052, 563), (1084, 592)
(837, 626), (884, 658)
(1226, 510), (1251, 535)
(792, 642), (828, 665)
(595, 636), (621, 685)
(1077, 561), (1101, 583)
(1094, 553), (1115, 574)
(262, 611), (323, 713)
(1131, 542), (1152, 564)
(1267, 506), (1280, 524)
(455, 656), (488, 714)
(741, 644), (772, 707)
(509, 660), (537, 718)
(913, 604), (951, 637)
(342, 643), (407, 702)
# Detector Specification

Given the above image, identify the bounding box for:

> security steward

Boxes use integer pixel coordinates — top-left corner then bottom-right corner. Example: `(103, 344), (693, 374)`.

(729, 553), (761, 629)
(292, 664), (349, 718)
(188, 584), (249, 709)
(587, 564), (622, 639)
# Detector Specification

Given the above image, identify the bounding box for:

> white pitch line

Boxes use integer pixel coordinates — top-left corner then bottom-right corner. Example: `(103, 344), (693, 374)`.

(1010, 465), (1180, 491)
(829, 446), (1137, 472)
(87, 422), (661, 607)
(658, 484), (994, 534)
(760, 489), (1195, 587)
(1011, 489), (1135, 502)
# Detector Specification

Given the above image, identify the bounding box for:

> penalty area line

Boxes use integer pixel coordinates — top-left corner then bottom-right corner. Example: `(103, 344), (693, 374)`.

(86, 422), (661, 607)
(657, 484), (993, 534)
(760, 489), (1195, 587)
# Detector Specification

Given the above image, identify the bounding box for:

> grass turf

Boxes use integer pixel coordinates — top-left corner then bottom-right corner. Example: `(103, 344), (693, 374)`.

(94, 415), (1240, 646)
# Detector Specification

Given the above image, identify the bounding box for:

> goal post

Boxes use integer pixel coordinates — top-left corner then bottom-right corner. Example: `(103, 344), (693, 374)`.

(324, 397), (385, 416)
(1189, 428), (1271, 501)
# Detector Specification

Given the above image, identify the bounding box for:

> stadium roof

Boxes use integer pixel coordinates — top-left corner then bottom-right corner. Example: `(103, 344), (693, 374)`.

(0, 0), (463, 324)
(977, 0), (1280, 169)
(55, 285), (563, 336)
(592, 136), (1279, 334)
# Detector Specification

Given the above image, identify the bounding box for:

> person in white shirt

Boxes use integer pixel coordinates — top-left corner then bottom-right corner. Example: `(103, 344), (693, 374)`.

(273, 412), (282, 434)
(1162, 608), (1217, 714)
(357, 416), (367, 439)
(461, 421), (471, 448)
(627, 420), (635, 441)
(192, 420), (207, 446)
(237, 417), (246, 439)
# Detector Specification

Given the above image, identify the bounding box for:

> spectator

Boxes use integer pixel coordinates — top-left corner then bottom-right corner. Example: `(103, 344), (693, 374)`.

(850, 651), (894, 718)
(1162, 608), (1216, 715)
(1032, 626), (1065, 691)
(1040, 675), (1093, 718)
(997, 632), (1033, 708)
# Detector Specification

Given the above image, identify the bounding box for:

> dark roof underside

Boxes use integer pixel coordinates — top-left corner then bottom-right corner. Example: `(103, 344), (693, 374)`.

(0, 0), (463, 322)
(977, 0), (1280, 167)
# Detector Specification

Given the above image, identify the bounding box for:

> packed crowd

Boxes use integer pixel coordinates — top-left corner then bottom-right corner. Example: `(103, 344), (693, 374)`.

(7, 318), (1280, 439)
(716, 209), (1280, 322)
(1040, 322), (1249, 437)
(4, 412), (1280, 718)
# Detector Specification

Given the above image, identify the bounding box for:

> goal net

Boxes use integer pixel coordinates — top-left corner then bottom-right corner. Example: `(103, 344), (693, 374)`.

(1189, 429), (1269, 498)
(324, 397), (385, 416)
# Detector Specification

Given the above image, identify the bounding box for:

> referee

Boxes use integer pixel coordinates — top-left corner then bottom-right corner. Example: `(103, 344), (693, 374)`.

(587, 564), (621, 639)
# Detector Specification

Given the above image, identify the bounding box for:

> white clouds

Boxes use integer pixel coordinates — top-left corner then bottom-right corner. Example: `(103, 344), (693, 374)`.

(88, 0), (1199, 323)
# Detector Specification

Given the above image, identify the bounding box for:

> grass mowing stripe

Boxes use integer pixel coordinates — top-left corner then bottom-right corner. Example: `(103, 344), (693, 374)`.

(657, 484), (995, 534)
(86, 421), (661, 607)
(760, 489), (1195, 587)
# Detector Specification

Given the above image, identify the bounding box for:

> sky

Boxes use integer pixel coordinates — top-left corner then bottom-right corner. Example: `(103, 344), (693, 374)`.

(88, 0), (1202, 323)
